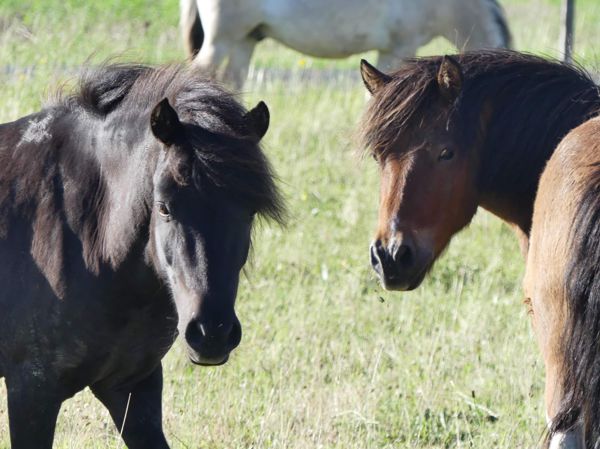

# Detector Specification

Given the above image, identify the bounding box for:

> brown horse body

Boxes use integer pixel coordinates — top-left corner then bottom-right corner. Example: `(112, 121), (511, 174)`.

(359, 50), (600, 445)
(525, 116), (600, 448)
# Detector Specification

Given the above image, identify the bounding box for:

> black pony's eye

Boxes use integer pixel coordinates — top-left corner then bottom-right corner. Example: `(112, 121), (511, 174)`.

(438, 148), (454, 161)
(157, 202), (171, 219)
(371, 152), (378, 162)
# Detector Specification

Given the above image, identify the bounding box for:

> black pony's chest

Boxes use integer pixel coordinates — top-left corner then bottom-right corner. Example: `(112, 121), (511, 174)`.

(77, 291), (178, 389)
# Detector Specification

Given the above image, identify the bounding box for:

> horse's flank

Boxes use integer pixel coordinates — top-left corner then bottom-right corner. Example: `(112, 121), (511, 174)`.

(523, 116), (600, 447)
(524, 115), (600, 448)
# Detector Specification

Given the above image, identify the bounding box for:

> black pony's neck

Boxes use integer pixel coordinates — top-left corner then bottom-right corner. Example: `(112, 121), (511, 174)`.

(74, 107), (158, 272)
(0, 103), (158, 299)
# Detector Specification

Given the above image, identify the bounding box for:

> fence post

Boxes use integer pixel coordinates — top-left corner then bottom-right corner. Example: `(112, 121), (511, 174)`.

(560, 0), (575, 63)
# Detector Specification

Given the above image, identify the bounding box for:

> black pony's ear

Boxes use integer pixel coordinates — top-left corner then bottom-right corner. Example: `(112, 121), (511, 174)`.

(151, 98), (183, 146)
(437, 55), (463, 102)
(245, 101), (270, 141)
(360, 59), (391, 95)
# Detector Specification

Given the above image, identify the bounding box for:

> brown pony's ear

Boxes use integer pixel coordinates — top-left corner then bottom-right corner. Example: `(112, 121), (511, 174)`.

(437, 55), (463, 102)
(360, 59), (391, 95)
(245, 101), (270, 141)
(151, 98), (183, 146)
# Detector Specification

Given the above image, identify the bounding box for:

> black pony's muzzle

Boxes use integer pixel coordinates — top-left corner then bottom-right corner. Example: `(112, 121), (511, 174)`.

(184, 316), (242, 366)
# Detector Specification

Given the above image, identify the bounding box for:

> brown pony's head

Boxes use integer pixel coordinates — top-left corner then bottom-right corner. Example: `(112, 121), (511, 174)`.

(360, 57), (479, 291)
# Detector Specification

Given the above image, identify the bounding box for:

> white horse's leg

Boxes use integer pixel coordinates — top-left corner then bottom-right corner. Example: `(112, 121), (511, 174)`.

(190, 0), (260, 89)
(179, 0), (201, 58)
(192, 40), (229, 82)
(376, 47), (418, 74)
(444, 0), (510, 51)
(222, 39), (256, 90)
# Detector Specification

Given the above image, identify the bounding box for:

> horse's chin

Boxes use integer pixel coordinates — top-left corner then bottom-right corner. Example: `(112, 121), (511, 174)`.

(380, 263), (430, 291)
(187, 351), (230, 366)
(381, 279), (420, 291)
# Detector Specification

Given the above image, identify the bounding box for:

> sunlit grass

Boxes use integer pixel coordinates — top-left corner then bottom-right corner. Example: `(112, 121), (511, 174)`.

(0, 0), (598, 447)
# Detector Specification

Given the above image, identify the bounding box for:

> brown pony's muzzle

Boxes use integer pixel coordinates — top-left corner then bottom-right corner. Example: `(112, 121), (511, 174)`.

(184, 316), (242, 366)
(370, 234), (431, 291)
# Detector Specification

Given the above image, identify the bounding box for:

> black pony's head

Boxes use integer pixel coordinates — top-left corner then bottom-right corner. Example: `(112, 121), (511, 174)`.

(141, 72), (283, 365)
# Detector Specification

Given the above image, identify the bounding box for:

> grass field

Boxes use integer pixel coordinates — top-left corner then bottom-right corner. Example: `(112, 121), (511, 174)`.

(1, 0), (599, 447)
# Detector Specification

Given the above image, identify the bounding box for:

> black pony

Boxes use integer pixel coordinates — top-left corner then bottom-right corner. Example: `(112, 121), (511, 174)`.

(0, 63), (284, 448)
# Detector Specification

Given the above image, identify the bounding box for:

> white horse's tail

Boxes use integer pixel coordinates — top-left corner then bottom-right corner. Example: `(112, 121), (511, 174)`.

(486, 0), (512, 48)
(180, 0), (204, 58)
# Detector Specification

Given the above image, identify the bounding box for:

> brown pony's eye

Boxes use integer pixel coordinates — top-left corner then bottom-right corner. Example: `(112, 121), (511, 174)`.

(157, 202), (171, 219)
(438, 148), (454, 161)
(371, 152), (379, 162)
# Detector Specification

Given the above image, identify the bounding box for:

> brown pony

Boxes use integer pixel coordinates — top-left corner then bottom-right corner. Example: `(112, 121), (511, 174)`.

(525, 116), (600, 449)
(359, 50), (600, 291)
(358, 50), (600, 445)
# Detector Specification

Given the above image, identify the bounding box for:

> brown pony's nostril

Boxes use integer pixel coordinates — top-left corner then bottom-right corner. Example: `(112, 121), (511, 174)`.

(392, 243), (413, 267)
(370, 240), (385, 273)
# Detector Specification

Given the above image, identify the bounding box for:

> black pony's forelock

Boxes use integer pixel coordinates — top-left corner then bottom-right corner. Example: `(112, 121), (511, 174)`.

(74, 63), (154, 115)
(186, 129), (286, 224)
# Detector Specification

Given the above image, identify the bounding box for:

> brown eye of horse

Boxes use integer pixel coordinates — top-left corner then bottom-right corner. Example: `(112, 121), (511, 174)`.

(157, 202), (170, 219)
(438, 148), (454, 161)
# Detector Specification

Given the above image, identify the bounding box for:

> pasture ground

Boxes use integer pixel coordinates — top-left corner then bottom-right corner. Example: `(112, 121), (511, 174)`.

(1, 0), (600, 447)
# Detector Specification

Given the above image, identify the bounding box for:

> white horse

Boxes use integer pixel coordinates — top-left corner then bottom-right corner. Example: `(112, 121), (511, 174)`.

(180, 0), (511, 89)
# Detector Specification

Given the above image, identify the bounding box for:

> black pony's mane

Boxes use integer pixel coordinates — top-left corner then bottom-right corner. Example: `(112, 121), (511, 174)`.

(59, 63), (285, 224)
(361, 50), (600, 197)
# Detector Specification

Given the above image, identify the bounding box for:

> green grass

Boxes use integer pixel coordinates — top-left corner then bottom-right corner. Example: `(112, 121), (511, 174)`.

(0, 0), (598, 447)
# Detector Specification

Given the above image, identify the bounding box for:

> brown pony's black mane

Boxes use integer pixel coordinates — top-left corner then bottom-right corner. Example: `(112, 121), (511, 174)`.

(361, 50), (600, 196)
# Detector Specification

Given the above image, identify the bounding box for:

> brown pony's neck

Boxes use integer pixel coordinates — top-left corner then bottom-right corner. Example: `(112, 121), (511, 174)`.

(479, 190), (534, 255)
(446, 52), (600, 254)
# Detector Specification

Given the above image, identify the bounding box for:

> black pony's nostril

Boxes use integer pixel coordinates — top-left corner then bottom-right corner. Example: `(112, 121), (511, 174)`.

(185, 319), (205, 347)
(229, 319), (242, 349)
(196, 320), (232, 341)
(185, 317), (241, 358)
